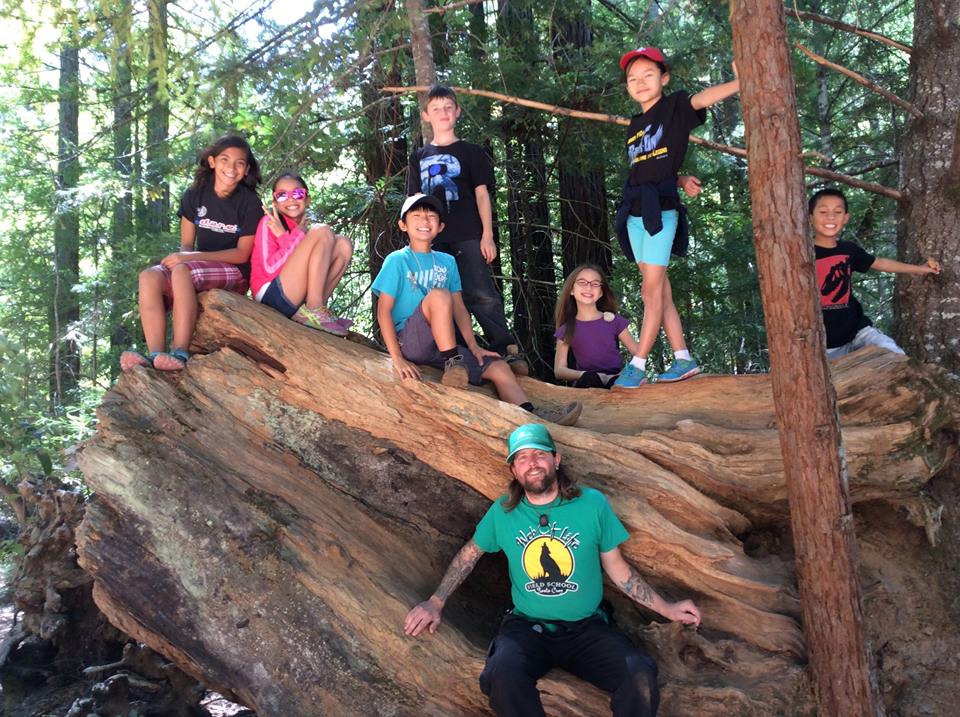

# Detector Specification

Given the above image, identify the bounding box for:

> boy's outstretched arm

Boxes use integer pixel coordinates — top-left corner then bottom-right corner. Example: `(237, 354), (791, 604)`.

(404, 539), (485, 636)
(691, 62), (740, 110)
(871, 256), (941, 275)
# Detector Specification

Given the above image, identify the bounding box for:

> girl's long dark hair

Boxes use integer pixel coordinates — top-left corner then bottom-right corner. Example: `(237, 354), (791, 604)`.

(503, 464), (581, 512)
(190, 134), (261, 193)
(554, 264), (619, 345)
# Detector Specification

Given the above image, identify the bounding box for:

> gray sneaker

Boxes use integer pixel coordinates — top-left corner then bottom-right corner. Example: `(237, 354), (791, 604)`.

(441, 355), (469, 389)
(532, 401), (582, 426)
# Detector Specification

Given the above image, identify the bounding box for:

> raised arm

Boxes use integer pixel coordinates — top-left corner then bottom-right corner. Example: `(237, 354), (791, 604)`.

(690, 62), (739, 111)
(404, 539), (485, 637)
(600, 547), (701, 626)
(871, 256), (941, 276)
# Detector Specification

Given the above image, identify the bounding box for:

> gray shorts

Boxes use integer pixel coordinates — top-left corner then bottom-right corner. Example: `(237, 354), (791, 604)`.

(826, 325), (905, 360)
(399, 304), (501, 385)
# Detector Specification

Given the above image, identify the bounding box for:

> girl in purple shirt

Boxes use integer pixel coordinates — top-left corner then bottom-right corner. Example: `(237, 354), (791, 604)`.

(553, 265), (642, 389)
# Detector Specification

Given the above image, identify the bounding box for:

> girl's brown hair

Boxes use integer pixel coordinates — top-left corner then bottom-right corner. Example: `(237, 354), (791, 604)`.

(553, 264), (619, 345)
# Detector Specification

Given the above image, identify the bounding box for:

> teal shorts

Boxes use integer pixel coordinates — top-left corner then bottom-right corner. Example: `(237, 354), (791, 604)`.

(626, 210), (678, 267)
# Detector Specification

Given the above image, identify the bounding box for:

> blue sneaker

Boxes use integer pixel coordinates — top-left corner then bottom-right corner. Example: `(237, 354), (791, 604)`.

(658, 358), (701, 382)
(613, 363), (647, 389)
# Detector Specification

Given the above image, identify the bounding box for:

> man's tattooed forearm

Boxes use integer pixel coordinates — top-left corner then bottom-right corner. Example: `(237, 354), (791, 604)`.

(434, 541), (483, 602)
(620, 568), (655, 608)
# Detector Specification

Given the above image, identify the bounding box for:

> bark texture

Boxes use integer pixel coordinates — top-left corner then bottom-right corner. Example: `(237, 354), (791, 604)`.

(895, 0), (960, 371)
(74, 290), (958, 717)
(732, 1), (879, 713)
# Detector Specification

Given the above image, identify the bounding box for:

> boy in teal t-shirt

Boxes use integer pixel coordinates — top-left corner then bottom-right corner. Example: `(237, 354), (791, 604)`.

(373, 194), (582, 425)
(404, 423), (701, 716)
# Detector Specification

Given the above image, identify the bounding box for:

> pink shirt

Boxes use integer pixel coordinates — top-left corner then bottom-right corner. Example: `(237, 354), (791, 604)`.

(250, 215), (306, 299)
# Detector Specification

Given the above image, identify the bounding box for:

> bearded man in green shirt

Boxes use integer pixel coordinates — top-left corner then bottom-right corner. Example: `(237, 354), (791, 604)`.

(404, 423), (701, 716)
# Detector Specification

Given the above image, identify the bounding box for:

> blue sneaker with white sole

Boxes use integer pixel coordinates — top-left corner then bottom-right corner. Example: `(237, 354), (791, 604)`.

(613, 363), (647, 389)
(657, 358), (701, 382)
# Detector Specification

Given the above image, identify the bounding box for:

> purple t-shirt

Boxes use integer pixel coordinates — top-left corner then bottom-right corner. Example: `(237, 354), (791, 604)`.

(554, 314), (630, 373)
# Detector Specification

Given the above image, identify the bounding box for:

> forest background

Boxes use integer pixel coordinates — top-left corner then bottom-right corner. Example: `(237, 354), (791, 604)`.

(0, 0), (948, 503)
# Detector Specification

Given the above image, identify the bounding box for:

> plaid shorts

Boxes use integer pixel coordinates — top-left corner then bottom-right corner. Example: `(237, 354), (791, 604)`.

(149, 261), (249, 308)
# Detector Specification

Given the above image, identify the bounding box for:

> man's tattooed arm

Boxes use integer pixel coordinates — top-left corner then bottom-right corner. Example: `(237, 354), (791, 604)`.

(600, 547), (702, 626)
(404, 539), (486, 636)
(619, 566), (657, 610)
(432, 539), (485, 606)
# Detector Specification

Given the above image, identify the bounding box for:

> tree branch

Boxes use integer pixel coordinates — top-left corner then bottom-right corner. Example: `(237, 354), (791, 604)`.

(786, 8), (912, 54)
(795, 44), (922, 118)
(382, 85), (903, 201)
(423, 0), (485, 14)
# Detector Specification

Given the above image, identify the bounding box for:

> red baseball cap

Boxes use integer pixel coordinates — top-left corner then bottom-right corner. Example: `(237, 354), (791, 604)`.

(619, 47), (668, 72)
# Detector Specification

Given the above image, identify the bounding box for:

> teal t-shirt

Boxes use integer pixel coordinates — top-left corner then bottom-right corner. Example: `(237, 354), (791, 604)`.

(371, 247), (462, 331)
(472, 487), (629, 622)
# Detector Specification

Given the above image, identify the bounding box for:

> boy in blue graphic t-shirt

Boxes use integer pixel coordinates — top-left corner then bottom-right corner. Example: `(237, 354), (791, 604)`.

(373, 194), (581, 426)
(407, 85), (527, 375)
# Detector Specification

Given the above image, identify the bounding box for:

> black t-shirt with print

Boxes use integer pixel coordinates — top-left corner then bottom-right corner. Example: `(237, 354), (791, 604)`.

(626, 90), (706, 210)
(178, 183), (262, 279)
(815, 240), (876, 348)
(406, 140), (495, 244)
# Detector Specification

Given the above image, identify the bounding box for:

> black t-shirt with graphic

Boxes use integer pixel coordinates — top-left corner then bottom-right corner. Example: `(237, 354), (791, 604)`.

(178, 183), (262, 279)
(626, 90), (706, 210)
(406, 140), (495, 245)
(815, 240), (876, 348)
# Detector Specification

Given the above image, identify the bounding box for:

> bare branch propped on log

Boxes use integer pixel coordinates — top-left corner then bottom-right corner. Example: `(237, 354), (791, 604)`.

(423, 0), (484, 14)
(786, 8), (912, 54)
(382, 85), (904, 200)
(795, 43), (923, 118)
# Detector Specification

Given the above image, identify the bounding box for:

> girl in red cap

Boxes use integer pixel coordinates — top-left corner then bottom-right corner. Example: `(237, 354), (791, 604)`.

(613, 48), (739, 387)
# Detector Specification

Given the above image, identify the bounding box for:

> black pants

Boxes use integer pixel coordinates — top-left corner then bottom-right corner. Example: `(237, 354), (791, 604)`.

(436, 239), (515, 354)
(478, 614), (659, 717)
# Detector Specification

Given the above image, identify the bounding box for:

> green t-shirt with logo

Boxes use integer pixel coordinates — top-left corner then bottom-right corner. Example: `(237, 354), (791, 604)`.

(472, 487), (629, 622)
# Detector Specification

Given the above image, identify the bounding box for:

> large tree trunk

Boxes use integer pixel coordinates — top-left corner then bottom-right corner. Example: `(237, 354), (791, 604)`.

(359, 10), (408, 335)
(895, 0), (960, 371)
(75, 289), (958, 717)
(109, 4), (134, 381)
(552, 1), (612, 278)
(50, 43), (81, 410)
(731, 1), (879, 714)
(142, 0), (169, 236)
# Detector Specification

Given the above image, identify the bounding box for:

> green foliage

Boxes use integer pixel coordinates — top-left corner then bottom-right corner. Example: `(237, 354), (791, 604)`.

(0, 0), (923, 483)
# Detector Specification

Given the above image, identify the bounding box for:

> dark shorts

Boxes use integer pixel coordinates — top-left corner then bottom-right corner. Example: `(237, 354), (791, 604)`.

(258, 276), (299, 318)
(399, 304), (500, 386)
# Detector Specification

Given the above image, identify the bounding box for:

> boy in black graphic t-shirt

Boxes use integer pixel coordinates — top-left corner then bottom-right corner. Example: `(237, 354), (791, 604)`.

(612, 47), (739, 389)
(407, 85), (527, 375)
(809, 188), (941, 359)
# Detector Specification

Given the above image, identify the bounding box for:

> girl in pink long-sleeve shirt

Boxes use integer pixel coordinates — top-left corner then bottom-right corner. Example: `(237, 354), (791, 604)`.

(250, 172), (353, 335)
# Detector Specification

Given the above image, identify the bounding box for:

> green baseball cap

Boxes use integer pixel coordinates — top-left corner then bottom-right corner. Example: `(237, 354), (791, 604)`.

(506, 423), (556, 463)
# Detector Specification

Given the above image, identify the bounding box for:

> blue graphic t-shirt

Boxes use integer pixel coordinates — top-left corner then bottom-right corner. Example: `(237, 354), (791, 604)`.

(371, 247), (462, 331)
(406, 140), (495, 245)
(472, 487), (629, 622)
(626, 90), (706, 187)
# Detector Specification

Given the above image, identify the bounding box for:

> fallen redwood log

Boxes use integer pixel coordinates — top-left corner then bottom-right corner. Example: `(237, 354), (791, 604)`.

(75, 290), (959, 716)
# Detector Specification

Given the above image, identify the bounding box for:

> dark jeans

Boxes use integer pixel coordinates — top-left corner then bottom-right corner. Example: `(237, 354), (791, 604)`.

(479, 613), (659, 717)
(436, 239), (515, 354)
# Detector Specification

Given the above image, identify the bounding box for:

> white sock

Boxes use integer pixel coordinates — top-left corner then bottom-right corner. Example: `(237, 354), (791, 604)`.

(630, 356), (646, 370)
(674, 349), (691, 361)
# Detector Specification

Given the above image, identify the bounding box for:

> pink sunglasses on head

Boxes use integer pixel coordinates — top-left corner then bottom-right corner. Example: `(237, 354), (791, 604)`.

(274, 188), (308, 202)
